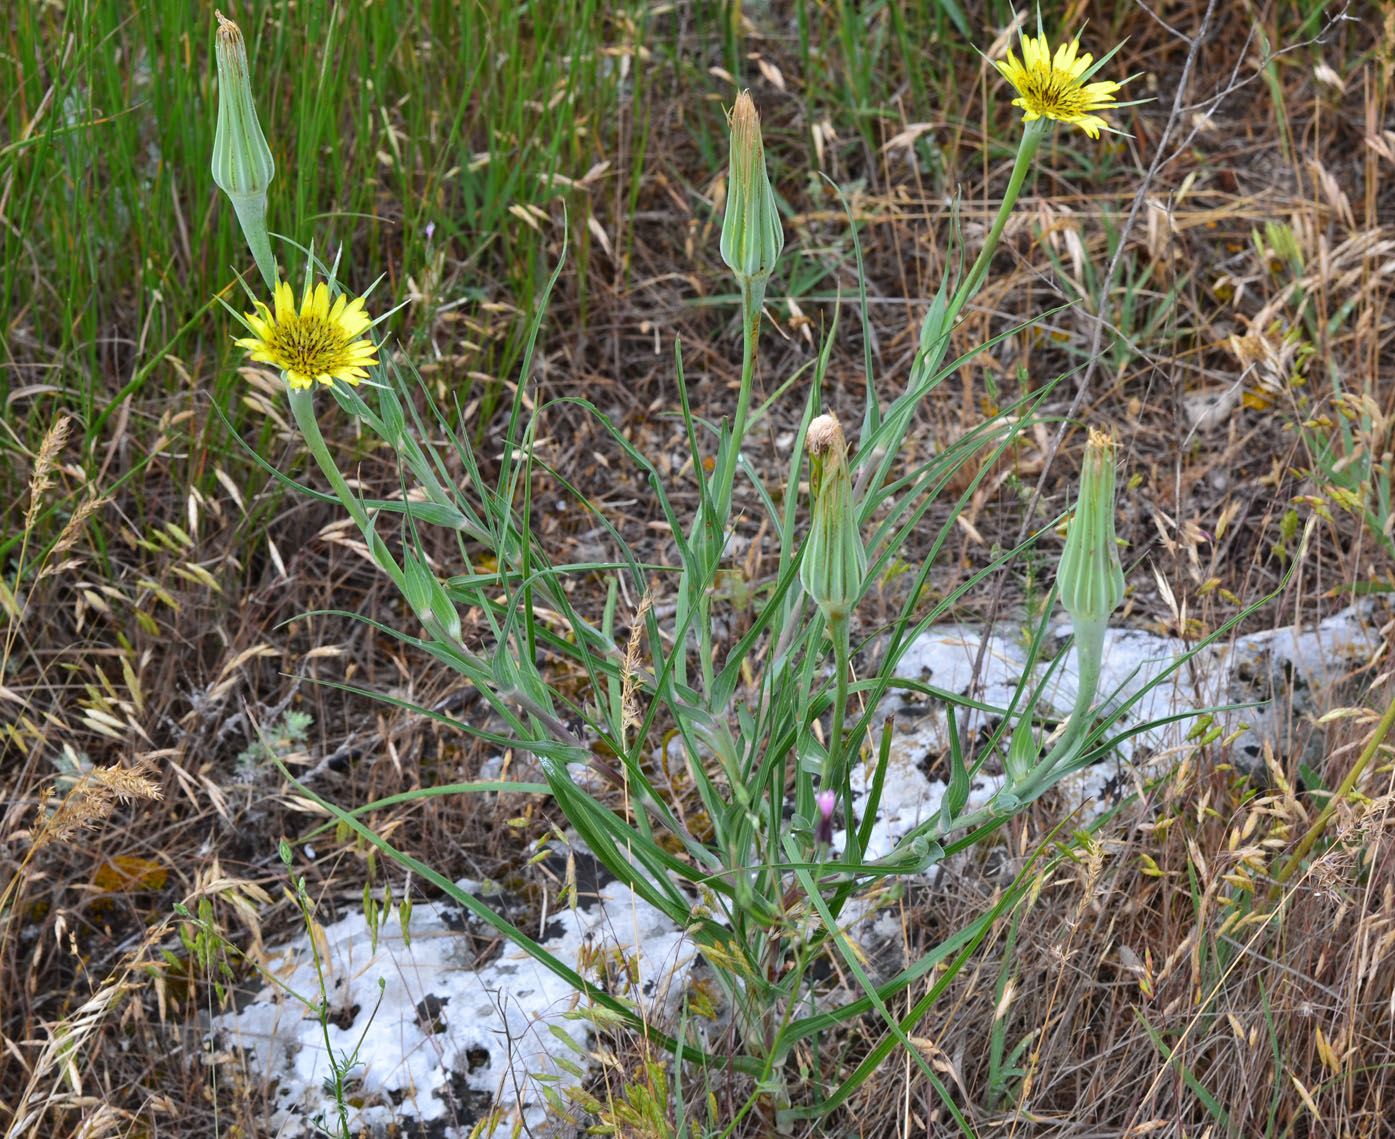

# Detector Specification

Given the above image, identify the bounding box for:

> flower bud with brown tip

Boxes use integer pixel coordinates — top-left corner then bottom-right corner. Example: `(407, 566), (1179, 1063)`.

(719, 92), (784, 291)
(212, 11), (276, 287)
(1057, 428), (1125, 631)
(800, 413), (866, 623)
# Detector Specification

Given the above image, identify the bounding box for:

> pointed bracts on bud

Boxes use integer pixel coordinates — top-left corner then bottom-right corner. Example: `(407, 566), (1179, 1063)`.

(212, 11), (276, 288)
(1004, 712), (1040, 786)
(1057, 428), (1125, 627)
(719, 92), (784, 289)
(800, 413), (866, 623)
(212, 12), (274, 201)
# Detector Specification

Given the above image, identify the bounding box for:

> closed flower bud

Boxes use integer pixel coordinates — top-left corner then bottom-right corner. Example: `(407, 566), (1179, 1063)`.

(1057, 428), (1125, 627)
(814, 789), (836, 845)
(1003, 711), (1040, 786)
(800, 413), (866, 623)
(212, 12), (274, 200)
(719, 92), (784, 288)
(212, 11), (277, 288)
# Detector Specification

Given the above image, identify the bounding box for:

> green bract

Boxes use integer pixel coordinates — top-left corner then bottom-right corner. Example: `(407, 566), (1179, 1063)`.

(800, 413), (865, 624)
(719, 91), (784, 289)
(1057, 427), (1125, 627)
(212, 10), (276, 289)
(212, 12), (274, 199)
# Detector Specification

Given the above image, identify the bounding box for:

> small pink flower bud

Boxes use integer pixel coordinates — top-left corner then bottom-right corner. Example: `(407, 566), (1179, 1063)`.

(815, 789), (836, 844)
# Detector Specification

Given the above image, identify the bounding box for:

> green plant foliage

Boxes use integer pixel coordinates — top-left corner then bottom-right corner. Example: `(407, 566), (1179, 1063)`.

(191, 5), (1294, 1132)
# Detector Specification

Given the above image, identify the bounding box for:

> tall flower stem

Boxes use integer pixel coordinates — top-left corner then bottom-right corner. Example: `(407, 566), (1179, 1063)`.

(725, 275), (765, 507)
(1030, 617), (1106, 778)
(690, 275), (764, 693)
(287, 385), (406, 597)
(233, 199), (277, 293)
(857, 121), (1046, 509)
(685, 87), (779, 695)
(943, 120), (1045, 331)
(930, 620), (1107, 848)
(711, 275), (765, 548)
(824, 614), (853, 817)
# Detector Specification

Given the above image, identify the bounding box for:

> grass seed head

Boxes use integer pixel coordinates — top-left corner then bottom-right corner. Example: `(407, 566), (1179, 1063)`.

(33, 759), (162, 851)
(26, 415), (71, 528)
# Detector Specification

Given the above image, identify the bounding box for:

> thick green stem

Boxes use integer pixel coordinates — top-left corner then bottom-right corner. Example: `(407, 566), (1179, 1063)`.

(1031, 616), (1107, 779)
(929, 618), (1107, 844)
(942, 121), (1045, 332)
(230, 192), (277, 291)
(720, 275), (765, 523)
(288, 385), (406, 596)
(824, 615), (852, 802)
(690, 274), (764, 693)
(858, 123), (1045, 508)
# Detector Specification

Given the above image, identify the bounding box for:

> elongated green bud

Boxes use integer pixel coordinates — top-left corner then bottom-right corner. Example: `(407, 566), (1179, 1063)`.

(1003, 712), (1040, 787)
(719, 92), (783, 289)
(212, 12), (274, 199)
(800, 414), (865, 623)
(1057, 428), (1125, 628)
(212, 11), (276, 288)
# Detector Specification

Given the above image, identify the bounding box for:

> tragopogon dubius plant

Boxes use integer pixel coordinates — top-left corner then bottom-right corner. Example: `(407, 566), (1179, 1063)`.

(203, 11), (1245, 1132)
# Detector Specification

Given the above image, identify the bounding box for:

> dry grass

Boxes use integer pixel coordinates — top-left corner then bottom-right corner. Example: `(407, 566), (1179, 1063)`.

(2, 0), (1393, 1136)
(837, 672), (1395, 1137)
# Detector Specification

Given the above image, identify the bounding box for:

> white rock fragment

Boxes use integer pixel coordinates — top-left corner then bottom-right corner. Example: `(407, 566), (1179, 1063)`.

(213, 869), (691, 1138)
(1183, 385), (1241, 433)
(848, 602), (1385, 854)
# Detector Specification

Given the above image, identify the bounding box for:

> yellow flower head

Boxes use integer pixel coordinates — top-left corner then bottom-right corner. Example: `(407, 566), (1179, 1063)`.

(995, 31), (1124, 139)
(235, 280), (378, 389)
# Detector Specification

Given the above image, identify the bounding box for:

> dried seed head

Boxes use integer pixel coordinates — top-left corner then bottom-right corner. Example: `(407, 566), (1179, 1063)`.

(620, 592), (652, 734)
(33, 759), (162, 851)
(25, 415), (71, 532)
(38, 494), (111, 580)
(806, 413), (841, 457)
